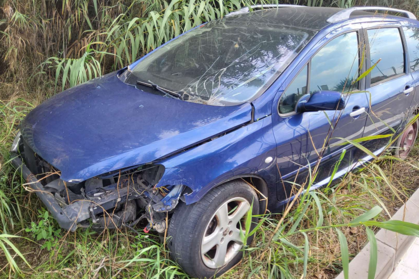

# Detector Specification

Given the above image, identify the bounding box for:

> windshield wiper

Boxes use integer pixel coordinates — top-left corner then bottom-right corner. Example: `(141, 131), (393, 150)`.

(137, 80), (183, 100)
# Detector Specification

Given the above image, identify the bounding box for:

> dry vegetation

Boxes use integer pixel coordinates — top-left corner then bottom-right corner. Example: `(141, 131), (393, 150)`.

(1, 0), (419, 278)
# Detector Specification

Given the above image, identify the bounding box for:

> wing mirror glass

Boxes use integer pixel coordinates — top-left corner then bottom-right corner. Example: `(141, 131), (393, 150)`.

(296, 91), (345, 113)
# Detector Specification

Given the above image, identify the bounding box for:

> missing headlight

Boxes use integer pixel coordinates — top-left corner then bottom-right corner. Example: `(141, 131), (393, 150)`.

(97, 164), (165, 187)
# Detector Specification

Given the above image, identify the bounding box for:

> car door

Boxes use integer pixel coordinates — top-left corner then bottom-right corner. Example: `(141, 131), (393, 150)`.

(361, 23), (414, 152)
(402, 25), (419, 116)
(272, 27), (370, 202)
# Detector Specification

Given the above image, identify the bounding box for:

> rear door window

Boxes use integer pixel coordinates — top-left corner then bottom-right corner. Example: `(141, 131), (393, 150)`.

(367, 28), (404, 84)
(403, 26), (419, 72)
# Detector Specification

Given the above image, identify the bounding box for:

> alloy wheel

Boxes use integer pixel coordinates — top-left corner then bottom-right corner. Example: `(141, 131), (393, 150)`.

(201, 197), (250, 269)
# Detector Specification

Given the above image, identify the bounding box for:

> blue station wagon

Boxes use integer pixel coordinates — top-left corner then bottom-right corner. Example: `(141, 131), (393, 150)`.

(10, 5), (419, 278)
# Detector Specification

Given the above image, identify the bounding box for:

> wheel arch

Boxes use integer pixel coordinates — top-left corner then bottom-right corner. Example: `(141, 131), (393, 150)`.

(194, 174), (270, 214)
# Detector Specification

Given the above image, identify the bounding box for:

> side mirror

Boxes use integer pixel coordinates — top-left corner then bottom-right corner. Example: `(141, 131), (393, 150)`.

(296, 91), (345, 113)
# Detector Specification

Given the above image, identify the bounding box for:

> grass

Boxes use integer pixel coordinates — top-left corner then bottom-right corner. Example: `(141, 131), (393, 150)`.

(1, 0), (419, 278)
(0, 234), (30, 274)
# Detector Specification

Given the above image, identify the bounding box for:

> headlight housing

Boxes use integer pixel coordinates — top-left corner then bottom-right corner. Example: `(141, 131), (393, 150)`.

(97, 164), (165, 187)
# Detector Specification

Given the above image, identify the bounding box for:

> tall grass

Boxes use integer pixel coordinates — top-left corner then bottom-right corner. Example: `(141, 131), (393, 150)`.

(39, 0), (253, 89)
(43, 45), (104, 91)
(0, 234), (31, 274)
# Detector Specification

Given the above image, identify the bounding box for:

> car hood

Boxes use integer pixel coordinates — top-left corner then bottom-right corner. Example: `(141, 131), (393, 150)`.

(21, 72), (252, 182)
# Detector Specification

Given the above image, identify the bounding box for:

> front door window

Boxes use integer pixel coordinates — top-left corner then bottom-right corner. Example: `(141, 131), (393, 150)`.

(278, 32), (359, 115)
(309, 32), (359, 94)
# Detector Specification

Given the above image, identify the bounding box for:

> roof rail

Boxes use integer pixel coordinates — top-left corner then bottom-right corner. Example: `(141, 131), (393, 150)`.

(226, 4), (304, 17)
(327, 6), (417, 23)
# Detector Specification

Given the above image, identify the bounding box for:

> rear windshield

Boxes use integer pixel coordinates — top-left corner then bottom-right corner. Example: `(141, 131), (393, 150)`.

(123, 19), (314, 106)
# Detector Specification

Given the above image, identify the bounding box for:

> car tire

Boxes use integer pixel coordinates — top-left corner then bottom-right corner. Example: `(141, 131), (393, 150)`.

(167, 180), (260, 278)
(395, 118), (418, 160)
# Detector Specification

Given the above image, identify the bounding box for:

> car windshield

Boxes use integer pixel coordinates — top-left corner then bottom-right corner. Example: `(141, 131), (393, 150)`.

(123, 18), (314, 106)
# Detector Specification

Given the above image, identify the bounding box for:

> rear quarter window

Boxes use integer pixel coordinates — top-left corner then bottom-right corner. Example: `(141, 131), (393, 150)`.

(403, 26), (419, 72)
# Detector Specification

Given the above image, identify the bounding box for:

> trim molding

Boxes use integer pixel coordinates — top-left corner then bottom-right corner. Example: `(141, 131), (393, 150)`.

(278, 146), (386, 206)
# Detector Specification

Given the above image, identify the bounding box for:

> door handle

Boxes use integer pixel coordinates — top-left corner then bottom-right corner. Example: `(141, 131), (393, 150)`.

(404, 86), (414, 95)
(350, 107), (366, 118)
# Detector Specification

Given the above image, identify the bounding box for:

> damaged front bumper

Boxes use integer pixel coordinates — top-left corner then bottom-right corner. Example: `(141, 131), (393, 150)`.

(10, 134), (185, 232)
(10, 152), (85, 231)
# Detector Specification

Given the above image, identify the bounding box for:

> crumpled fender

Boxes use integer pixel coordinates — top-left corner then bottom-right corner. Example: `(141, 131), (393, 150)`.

(155, 116), (277, 204)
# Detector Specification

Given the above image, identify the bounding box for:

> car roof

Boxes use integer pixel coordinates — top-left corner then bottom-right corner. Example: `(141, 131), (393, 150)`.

(225, 6), (417, 32)
(225, 7), (340, 31)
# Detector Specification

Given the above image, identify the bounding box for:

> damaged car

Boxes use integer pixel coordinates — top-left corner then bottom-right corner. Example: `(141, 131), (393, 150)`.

(10, 5), (419, 278)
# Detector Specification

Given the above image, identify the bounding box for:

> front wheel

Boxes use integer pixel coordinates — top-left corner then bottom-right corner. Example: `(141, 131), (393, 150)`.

(167, 181), (260, 278)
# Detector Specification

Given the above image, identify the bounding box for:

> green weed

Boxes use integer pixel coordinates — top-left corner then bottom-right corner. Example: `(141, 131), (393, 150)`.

(25, 210), (61, 251)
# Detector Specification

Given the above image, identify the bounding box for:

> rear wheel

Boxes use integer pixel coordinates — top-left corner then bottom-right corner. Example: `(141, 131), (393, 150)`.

(395, 119), (418, 160)
(168, 181), (259, 278)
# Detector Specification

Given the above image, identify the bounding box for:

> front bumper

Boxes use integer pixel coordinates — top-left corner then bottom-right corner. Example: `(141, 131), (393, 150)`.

(10, 151), (89, 231)
(10, 133), (183, 233)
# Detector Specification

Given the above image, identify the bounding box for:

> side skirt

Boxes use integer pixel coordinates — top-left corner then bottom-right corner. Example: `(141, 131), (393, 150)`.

(276, 146), (386, 208)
